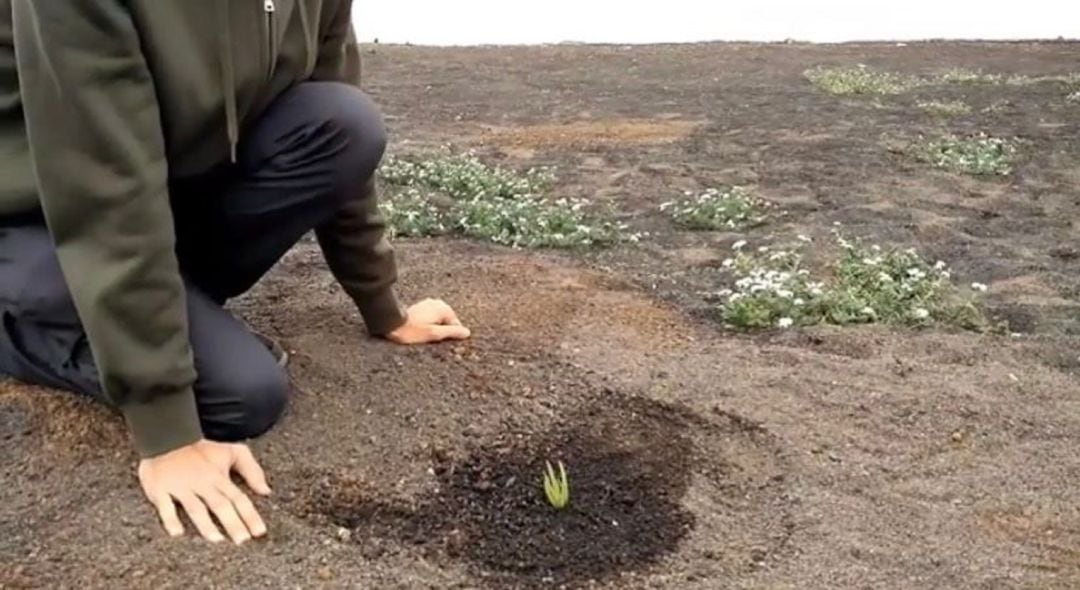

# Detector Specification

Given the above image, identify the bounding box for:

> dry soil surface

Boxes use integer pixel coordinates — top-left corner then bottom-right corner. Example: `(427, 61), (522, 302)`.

(4, 41), (1080, 589)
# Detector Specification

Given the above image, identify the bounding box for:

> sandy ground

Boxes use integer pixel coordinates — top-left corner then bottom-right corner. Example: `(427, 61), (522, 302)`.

(3, 41), (1080, 589)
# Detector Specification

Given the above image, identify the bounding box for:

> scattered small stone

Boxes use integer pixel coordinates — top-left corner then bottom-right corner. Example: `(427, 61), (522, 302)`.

(446, 529), (467, 556)
(360, 541), (386, 560)
(951, 431), (964, 443)
(336, 527), (352, 542)
(317, 566), (333, 581)
(827, 452), (841, 463)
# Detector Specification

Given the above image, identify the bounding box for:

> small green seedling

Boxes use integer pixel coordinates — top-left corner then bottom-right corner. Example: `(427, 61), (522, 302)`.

(542, 461), (570, 510)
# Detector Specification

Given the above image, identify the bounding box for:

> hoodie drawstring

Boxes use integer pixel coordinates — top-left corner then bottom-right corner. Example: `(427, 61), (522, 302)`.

(219, 2), (239, 163)
(297, 3), (317, 77)
(219, 1), (315, 163)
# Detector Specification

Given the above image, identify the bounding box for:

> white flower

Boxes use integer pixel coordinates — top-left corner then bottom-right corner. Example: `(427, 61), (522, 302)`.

(722, 258), (735, 268)
(971, 282), (988, 293)
(934, 261), (947, 270)
(794, 298), (806, 306)
(718, 288), (733, 297)
(797, 234), (812, 243)
(776, 289), (794, 299)
(732, 240), (748, 251)
(861, 306), (876, 316)
(913, 308), (930, 320)
(778, 317), (794, 329)
(877, 272), (893, 283)
(758, 246), (771, 253)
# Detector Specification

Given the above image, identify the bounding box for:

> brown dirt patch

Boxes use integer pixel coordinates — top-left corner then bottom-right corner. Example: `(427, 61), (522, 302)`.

(0, 381), (126, 459)
(475, 119), (701, 149)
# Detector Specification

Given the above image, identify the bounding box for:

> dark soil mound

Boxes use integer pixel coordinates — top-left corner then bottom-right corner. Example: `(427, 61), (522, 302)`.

(302, 396), (719, 588)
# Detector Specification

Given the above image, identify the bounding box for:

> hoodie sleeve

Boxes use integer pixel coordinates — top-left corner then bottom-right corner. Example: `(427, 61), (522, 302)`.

(311, 0), (362, 84)
(12, 1), (201, 457)
(310, 1), (407, 336)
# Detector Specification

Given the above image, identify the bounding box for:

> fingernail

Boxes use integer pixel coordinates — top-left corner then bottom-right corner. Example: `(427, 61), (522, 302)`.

(210, 535), (225, 544)
(253, 525), (267, 537)
(235, 535), (251, 545)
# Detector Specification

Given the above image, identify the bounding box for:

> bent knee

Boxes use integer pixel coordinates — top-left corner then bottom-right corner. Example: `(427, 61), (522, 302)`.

(198, 366), (289, 442)
(300, 83), (388, 181)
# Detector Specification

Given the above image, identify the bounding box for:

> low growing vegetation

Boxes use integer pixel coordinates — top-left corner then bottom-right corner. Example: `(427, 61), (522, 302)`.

(809, 65), (1080, 97)
(910, 133), (1018, 176)
(542, 461), (570, 511)
(936, 67), (1005, 84)
(917, 100), (972, 117)
(660, 187), (769, 231)
(714, 234), (987, 331)
(379, 150), (633, 248)
(804, 65), (920, 96)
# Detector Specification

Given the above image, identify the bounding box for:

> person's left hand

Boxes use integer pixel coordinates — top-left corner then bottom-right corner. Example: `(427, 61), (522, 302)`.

(385, 298), (471, 345)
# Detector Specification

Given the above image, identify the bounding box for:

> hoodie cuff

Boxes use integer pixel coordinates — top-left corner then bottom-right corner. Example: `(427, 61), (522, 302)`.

(121, 388), (203, 458)
(355, 287), (408, 336)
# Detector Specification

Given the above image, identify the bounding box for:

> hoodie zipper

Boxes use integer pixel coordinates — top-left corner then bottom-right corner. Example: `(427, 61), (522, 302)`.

(264, 0), (277, 82)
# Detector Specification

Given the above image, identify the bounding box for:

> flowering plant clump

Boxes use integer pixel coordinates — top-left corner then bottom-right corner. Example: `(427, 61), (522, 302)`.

(380, 187), (449, 238)
(380, 150), (555, 201)
(911, 133), (1018, 176)
(1067, 91), (1080, 104)
(804, 65), (921, 96)
(713, 234), (988, 331)
(454, 195), (629, 248)
(378, 150), (635, 248)
(660, 187), (769, 231)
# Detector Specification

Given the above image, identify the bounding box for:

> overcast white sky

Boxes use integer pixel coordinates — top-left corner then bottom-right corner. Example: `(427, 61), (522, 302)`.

(353, 1), (1079, 45)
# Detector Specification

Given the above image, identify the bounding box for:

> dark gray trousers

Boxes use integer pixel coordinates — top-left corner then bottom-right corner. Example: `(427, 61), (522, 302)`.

(0, 82), (387, 442)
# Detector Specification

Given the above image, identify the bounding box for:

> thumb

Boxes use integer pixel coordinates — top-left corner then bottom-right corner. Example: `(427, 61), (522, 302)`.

(429, 324), (471, 341)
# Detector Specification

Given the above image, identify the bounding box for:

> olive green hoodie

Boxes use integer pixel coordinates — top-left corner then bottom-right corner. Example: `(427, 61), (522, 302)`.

(0, 0), (405, 457)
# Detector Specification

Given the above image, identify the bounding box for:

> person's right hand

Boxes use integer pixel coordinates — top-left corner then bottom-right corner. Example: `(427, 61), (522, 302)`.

(137, 439), (271, 544)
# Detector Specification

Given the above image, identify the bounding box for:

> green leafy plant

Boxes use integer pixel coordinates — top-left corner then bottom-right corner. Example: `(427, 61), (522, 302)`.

(660, 187), (768, 231)
(805, 65), (920, 96)
(910, 134), (1018, 176)
(1068, 91), (1080, 104)
(542, 461), (570, 510)
(917, 100), (971, 117)
(380, 187), (449, 238)
(378, 150), (634, 248)
(715, 235), (987, 331)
